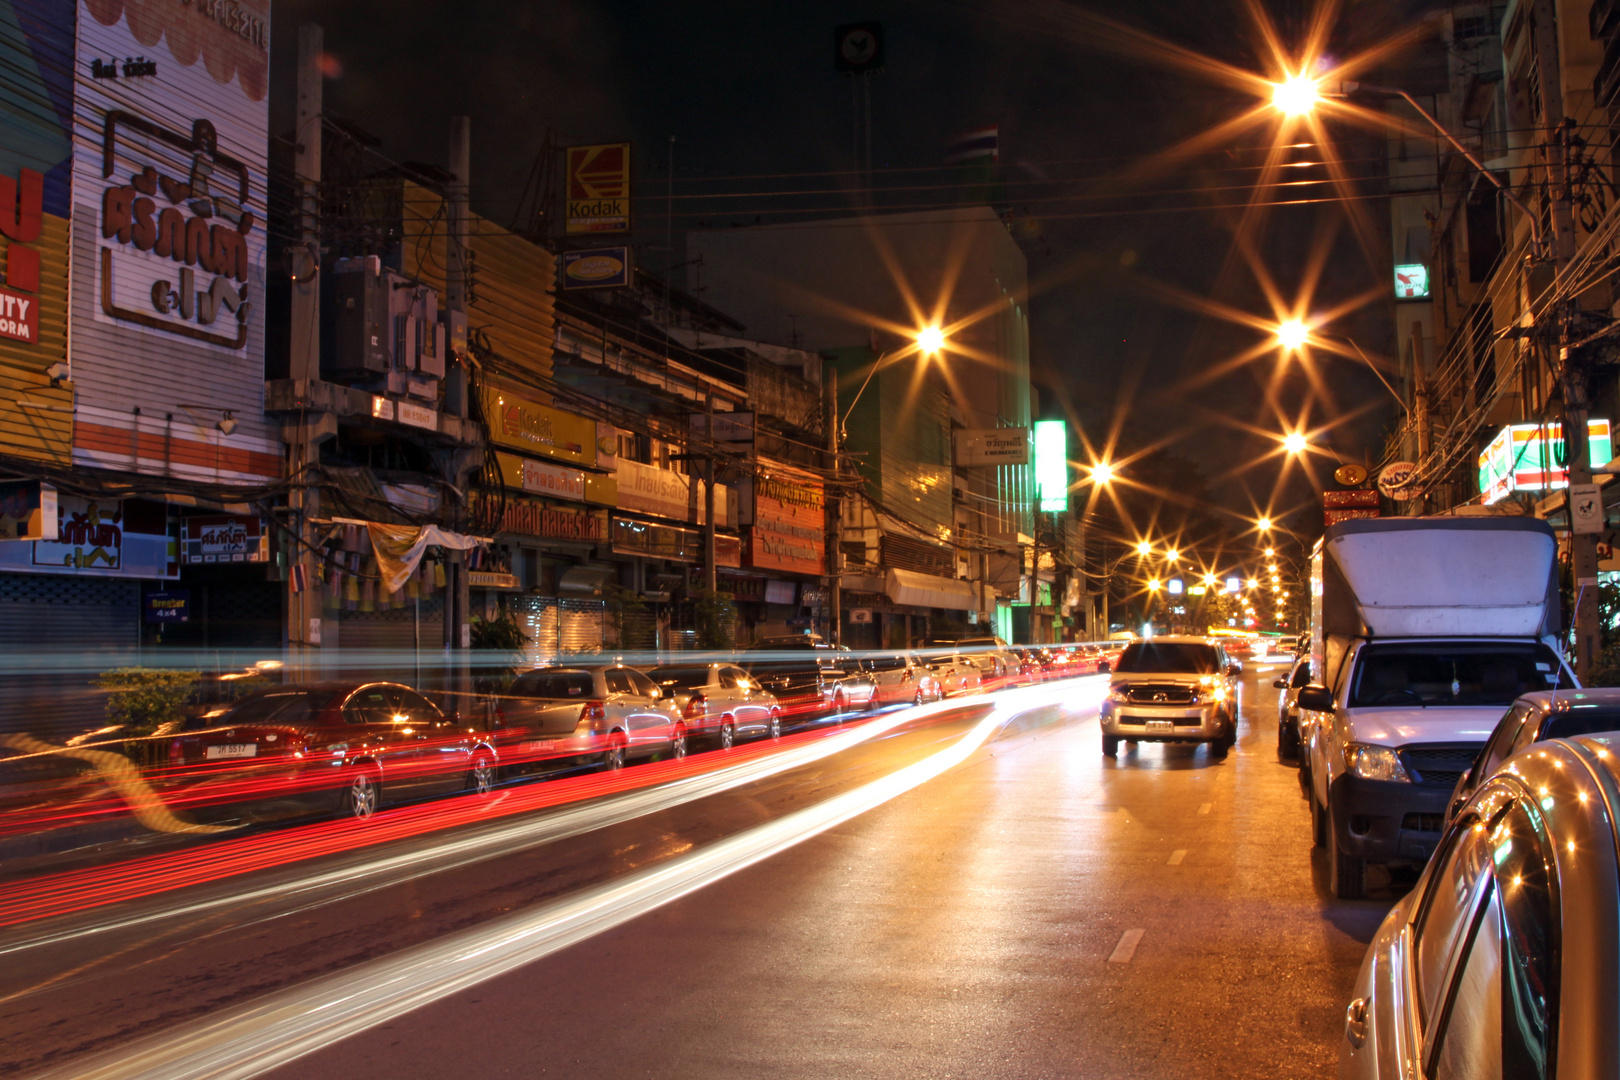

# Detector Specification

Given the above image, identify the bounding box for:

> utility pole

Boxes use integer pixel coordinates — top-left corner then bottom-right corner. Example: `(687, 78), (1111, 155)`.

(1530, 0), (1600, 677)
(703, 394), (717, 595)
(284, 24), (332, 681)
(824, 367), (841, 644)
(445, 116), (472, 706)
(1029, 507), (1041, 645)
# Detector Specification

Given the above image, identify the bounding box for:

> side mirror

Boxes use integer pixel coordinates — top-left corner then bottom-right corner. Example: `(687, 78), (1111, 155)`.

(1272, 678), (1288, 690)
(1227, 662), (1242, 676)
(1296, 684), (1335, 712)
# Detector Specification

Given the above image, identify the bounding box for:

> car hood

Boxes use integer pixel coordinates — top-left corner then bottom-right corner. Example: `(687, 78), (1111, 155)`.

(1343, 706), (1504, 745)
(1108, 672), (1209, 685)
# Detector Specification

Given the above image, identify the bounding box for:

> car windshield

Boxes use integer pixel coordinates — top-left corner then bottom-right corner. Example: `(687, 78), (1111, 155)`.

(1348, 645), (1561, 707)
(1114, 642), (1220, 674)
(649, 667), (711, 690)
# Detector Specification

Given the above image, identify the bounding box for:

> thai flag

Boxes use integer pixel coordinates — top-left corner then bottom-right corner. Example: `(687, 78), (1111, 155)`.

(947, 126), (999, 164)
(290, 563), (307, 594)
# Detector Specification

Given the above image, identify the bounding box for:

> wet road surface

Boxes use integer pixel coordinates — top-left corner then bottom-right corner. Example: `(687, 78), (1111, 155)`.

(0, 667), (1396, 1079)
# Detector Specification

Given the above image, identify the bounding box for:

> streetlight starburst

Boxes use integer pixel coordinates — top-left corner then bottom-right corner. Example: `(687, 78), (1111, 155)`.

(1275, 319), (1309, 350)
(916, 325), (946, 355)
(1271, 75), (1320, 117)
(1282, 432), (1309, 455)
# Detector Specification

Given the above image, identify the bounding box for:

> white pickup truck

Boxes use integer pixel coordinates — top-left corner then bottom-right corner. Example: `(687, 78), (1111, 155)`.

(1298, 517), (1574, 899)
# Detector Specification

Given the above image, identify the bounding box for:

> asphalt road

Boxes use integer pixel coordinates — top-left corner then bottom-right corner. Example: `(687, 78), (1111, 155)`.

(0, 664), (1396, 1080)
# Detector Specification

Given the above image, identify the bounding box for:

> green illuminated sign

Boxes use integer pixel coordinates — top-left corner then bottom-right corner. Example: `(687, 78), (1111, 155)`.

(1033, 420), (1068, 511)
(1394, 263), (1429, 300)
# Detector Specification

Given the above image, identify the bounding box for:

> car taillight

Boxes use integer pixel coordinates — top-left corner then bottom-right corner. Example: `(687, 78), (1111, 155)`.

(684, 694), (707, 720)
(581, 700), (606, 723)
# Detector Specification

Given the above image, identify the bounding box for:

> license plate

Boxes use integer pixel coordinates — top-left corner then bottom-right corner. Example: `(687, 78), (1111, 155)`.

(1145, 720), (1173, 733)
(205, 743), (257, 760)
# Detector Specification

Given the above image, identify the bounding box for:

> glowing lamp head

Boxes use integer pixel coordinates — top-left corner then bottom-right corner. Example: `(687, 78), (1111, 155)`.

(1272, 76), (1320, 116)
(1257, 518), (1272, 533)
(1166, 548), (1180, 563)
(1282, 432), (1308, 455)
(1090, 461), (1115, 485)
(1275, 319), (1309, 350)
(1135, 541), (1152, 557)
(1147, 578), (1162, 592)
(915, 325), (946, 355)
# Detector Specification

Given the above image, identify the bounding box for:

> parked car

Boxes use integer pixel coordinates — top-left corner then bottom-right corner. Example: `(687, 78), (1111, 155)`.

(922, 650), (981, 698)
(1338, 731), (1620, 1079)
(1007, 646), (1044, 685)
(1443, 688), (1620, 827)
(493, 664), (682, 774)
(170, 681), (497, 820)
(647, 663), (783, 748)
(743, 643), (869, 721)
(1271, 655), (1312, 761)
(927, 636), (1016, 687)
(1099, 637), (1240, 759)
(865, 651), (933, 706)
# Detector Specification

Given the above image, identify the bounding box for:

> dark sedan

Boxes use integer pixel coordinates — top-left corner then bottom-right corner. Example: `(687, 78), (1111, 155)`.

(167, 681), (496, 820)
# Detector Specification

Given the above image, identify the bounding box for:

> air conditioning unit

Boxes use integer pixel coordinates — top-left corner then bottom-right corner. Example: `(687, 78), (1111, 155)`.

(330, 258), (446, 383)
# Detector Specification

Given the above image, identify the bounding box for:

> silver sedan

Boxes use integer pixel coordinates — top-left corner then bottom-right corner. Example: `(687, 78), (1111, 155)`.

(1339, 731), (1620, 1079)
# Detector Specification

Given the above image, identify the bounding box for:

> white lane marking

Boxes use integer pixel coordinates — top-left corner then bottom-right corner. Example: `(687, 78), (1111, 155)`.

(1108, 928), (1145, 964)
(36, 688), (1064, 1080)
(1198, 802), (1212, 815)
(1167, 849), (1186, 866)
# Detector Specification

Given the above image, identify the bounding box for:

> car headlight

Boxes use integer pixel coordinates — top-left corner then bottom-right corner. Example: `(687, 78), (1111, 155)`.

(1108, 684), (1130, 703)
(1348, 744), (1410, 782)
(1196, 676), (1228, 703)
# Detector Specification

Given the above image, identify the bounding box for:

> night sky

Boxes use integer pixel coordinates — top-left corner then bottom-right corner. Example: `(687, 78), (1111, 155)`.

(270, 0), (1417, 545)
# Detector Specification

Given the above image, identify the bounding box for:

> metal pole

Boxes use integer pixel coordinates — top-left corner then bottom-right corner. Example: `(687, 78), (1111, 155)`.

(825, 367), (841, 644)
(286, 24), (323, 682)
(1030, 506), (1041, 645)
(703, 394), (717, 595)
(445, 116), (472, 712)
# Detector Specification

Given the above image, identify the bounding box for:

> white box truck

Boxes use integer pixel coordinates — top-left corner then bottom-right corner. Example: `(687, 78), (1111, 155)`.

(1298, 517), (1573, 898)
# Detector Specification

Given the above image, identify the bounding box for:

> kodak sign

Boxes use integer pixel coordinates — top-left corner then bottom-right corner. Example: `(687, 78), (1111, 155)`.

(565, 143), (630, 235)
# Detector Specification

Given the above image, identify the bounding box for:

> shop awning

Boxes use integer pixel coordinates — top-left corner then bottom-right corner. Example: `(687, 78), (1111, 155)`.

(558, 566), (616, 595)
(885, 568), (976, 611)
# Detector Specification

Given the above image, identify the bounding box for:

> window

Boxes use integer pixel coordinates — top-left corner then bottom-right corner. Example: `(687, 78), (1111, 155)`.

(650, 667), (713, 691)
(604, 669), (637, 695)
(1415, 824), (1489, 1022)
(718, 667), (741, 689)
(1431, 882), (1504, 1079)
(1114, 642), (1219, 674)
(390, 688), (442, 722)
(514, 671), (596, 699)
(344, 686), (394, 725)
(1541, 706), (1620, 742)
(725, 667), (754, 690)
(1291, 662), (1312, 689)
(1476, 705), (1536, 782)
(1349, 644), (1560, 708)
(627, 670), (660, 698)
(1426, 801), (1560, 1080)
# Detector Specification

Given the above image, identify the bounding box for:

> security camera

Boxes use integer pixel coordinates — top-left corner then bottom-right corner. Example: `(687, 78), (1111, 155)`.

(45, 362), (69, 384)
(217, 413), (238, 436)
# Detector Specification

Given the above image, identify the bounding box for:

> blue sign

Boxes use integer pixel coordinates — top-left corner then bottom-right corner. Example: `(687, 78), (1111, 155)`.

(145, 589), (189, 623)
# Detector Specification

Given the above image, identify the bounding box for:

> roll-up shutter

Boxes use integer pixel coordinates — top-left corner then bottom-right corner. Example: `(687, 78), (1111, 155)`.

(0, 574), (139, 740)
(333, 596), (444, 682)
(512, 596), (605, 664)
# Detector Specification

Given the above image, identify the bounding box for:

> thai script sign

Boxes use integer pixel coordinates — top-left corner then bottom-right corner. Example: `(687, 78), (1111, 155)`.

(182, 513), (266, 563)
(748, 467), (824, 575)
(615, 456), (727, 525)
(34, 495), (123, 570)
(495, 495), (607, 542)
(561, 246), (630, 290)
(953, 427), (1029, 466)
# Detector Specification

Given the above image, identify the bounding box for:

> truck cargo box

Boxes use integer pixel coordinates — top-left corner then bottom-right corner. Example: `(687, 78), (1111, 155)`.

(1312, 517), (1559, 640)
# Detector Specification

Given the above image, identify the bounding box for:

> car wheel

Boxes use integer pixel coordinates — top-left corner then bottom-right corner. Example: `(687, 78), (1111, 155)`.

(768, 712), (782, 741)
(718, 719), (736, 750)
(1278, 717), (1300, 761)
(913, 689), (924, 706)
(1210, 738), (1230, 761)
(671, 722), (689, 761)
(342, 768), (380, 820)
(466, 753), (495, 795)
(1329, 808), (1366, 899)
(602, 732), (627, 772)
(1101, 734), (1119, 757)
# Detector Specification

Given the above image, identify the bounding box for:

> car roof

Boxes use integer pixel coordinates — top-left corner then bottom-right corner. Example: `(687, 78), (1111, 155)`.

(1125, 636), (1215, 645)
(1513, 688), (1620, 711)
